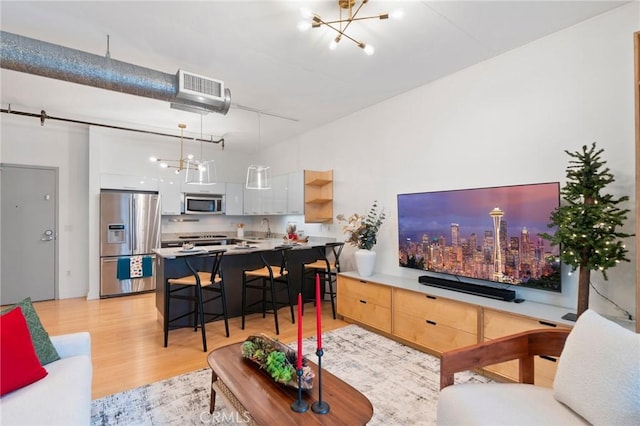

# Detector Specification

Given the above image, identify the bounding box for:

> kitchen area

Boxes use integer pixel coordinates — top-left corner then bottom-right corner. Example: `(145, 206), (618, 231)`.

(97, 168), (336, 330)
(83, 124), (338, 302)
(100, 188), (311, 297)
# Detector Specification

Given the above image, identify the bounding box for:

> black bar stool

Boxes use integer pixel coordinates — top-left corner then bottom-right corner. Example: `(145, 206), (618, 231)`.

(164, 249), (228, 352)
(241, 247), (295, 335)
(301, 242), (344, 319)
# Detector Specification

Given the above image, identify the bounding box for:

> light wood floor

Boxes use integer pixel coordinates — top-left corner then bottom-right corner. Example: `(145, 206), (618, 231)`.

(32, 293), (348, 399)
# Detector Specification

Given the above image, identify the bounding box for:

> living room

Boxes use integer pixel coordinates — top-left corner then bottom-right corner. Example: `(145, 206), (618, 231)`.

(1, 1), (639, 425)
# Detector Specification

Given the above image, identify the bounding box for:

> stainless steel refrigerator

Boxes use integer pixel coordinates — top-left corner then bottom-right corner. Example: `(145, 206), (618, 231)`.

(100, 190), (161, 297)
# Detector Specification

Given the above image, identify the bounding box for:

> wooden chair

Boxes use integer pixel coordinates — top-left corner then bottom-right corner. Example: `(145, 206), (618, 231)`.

(437, 328), (575, 425)
(164, 250), (228, 352)
(440, 328), (570, 389)
(300, 242), (344, 319)
(241, 247), (295, 335)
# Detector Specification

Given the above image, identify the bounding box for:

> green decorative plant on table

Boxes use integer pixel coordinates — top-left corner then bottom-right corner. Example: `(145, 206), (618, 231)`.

(241, 335), (314, 390)
(541, 142), (634, 320)
(337, 201), (386, 277)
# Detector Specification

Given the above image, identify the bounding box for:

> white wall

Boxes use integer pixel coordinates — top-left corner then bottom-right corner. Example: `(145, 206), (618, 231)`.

(264, 3), (638, 319)
(0, 3), (636, 319)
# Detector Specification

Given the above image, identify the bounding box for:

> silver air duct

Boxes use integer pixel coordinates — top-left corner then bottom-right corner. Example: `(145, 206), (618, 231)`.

(0, 31), (231, 115)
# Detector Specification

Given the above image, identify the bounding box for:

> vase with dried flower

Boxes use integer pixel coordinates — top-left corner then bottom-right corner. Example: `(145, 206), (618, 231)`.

(337, 201), (386, 277)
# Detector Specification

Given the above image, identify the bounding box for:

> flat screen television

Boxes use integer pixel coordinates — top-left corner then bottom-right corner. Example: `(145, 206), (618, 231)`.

(397, 182), (561, 292)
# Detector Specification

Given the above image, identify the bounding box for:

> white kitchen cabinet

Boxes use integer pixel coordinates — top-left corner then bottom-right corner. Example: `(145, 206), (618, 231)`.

(287, 171), (304, 215)
(239, 171), (303, 216)
(225, 182), (244, 216)
(273, 175), (288, 215)
(100, 173), (159, 191)
(158, 177), (182, 215)
(243, 186), (262, 215)
(258, 187), (274, 215)
(262, 175), (287, 215)
(181, 181), (225, 195)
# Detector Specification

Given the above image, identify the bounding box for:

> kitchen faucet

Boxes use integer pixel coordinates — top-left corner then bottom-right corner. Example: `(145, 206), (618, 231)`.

(260, 218), (272, 238)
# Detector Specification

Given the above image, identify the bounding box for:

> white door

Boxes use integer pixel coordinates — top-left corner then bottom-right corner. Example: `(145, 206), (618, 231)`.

(0, 164), (57, 304)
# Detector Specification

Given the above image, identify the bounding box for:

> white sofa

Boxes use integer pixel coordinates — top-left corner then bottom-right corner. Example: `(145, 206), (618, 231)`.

(437, 309), (640, 425)
(0, 332), (93, 426)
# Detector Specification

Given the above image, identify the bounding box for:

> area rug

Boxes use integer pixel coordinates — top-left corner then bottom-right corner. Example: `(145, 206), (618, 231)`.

(91, 324), (491, 425)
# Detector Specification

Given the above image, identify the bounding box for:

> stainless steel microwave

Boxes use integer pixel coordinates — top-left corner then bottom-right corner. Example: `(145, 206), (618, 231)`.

(183, 194), (225, 214)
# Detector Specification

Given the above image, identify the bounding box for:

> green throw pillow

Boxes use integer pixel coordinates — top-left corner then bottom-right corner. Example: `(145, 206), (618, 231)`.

(1, 297), (60, 365)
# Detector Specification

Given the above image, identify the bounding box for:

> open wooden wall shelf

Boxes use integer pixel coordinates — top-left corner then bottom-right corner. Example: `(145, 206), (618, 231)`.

(304, 170), (333, 223)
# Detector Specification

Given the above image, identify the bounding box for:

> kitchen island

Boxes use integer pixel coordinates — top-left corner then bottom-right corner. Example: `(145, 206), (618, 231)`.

(153, 238), (335, 328)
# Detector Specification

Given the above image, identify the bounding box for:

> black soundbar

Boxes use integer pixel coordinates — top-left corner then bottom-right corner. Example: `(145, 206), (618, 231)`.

(418, 275), (516, 301)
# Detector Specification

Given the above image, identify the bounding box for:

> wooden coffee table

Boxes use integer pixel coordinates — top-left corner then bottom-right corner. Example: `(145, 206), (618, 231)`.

(207, 342), (374, 425)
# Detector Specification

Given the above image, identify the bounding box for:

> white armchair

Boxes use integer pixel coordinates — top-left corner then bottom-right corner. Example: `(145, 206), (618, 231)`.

(437, 309), (639, 425)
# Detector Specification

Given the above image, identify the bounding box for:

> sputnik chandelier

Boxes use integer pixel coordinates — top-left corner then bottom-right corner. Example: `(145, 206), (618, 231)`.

(149, 123), (190, 173)
(297, 0), (403, 55)
(149, 123), (216, 184)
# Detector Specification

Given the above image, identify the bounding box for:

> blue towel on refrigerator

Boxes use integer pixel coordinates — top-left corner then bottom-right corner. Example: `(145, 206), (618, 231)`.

(116, 258), (130, 280)
(142, 256), (153, 278)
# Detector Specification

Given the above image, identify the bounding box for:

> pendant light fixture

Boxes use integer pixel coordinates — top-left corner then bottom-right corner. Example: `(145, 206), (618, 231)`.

(246, 112), (271, 190)
(149, 121), (216, 184)
(185, 115), (216, 185)
(149, 123), (191, 174)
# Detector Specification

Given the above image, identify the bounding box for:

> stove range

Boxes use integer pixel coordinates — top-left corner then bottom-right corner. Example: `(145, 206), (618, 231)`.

(162, 234), (229, 248)
(178, 234), (228, 239)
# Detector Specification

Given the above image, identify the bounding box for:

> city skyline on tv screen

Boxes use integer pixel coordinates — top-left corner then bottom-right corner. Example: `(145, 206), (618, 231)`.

(397, 182), (561, 292)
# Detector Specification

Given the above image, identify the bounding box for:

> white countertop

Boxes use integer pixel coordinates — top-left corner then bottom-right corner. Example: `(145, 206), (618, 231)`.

(153, 237), (334, 259)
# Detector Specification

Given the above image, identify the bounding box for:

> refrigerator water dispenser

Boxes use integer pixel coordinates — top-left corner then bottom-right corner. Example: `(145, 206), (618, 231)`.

(107, 224), (126, 244)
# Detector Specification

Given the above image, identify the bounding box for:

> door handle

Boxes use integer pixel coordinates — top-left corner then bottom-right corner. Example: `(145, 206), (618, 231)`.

(41, 229), (54, 241)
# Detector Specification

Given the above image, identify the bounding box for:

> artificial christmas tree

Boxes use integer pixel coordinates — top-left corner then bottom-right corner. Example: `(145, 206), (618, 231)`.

(542, 142), (634, 320)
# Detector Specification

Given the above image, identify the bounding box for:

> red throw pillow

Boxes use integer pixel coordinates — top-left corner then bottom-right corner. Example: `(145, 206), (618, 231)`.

(0, 307), (48, 396)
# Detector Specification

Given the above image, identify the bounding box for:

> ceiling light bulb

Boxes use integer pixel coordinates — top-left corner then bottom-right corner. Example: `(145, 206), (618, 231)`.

(300, 7), (313, 19)
(390, 9), (404, 19)
(329, 39), (339, 50)
(362, 44), (375, 55)
(149, 156), (158, 162)
(174, 169), (180, 174)
(187, 154), (194, 160)
(159, 162), (168, 168)
(297, 21), (312, 32)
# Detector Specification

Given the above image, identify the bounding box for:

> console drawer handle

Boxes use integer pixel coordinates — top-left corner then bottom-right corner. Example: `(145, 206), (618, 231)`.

(426, 320), (437, 326)
(426, 295), (436, 300)
(359, 300), (367, 304)
(539, 355), (557, 363)
(359, 280), (368, 284)
(538, 321), (557, 328)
